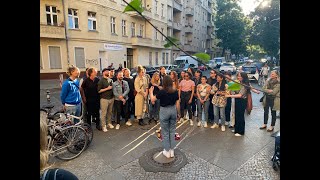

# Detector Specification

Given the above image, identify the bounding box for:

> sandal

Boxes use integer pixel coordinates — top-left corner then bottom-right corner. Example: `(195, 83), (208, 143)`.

(259, 125), (267, 129)
(267, 128), (274, 132)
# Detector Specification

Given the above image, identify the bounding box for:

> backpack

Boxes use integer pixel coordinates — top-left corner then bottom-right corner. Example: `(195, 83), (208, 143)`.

(41, 168), (59, 180)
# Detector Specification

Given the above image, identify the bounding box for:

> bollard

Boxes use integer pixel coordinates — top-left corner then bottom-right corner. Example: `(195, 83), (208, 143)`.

(46, 90), (51, 103)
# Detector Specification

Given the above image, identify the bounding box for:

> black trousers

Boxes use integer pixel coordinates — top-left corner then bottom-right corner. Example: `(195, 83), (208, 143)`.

(264, 97), (277, 126)
(234, 98), (247, 135)
(180, 91), (193, 120)
(86, 100), (100, 127)
(191, 96), (196, 116)
(225, 97), (231, 122)
(127, 96), (135, 117)
(208, 95), (214, 123)
(114, 100), (129, 124)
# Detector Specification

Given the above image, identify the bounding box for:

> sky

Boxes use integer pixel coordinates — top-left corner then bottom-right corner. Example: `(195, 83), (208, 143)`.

(238, 0), (264, 15)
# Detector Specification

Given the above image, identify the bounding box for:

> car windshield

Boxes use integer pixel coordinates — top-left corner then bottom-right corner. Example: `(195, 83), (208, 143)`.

(242, 66), (256, 73)
(174, 60), (185, 65)
(222, 63), (232, 66)
(178, 64), (185, 68)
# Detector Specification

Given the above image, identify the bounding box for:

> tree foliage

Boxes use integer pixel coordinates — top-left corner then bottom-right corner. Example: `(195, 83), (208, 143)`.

(215, 0), (249, 56)
(249, 0), (280, 58)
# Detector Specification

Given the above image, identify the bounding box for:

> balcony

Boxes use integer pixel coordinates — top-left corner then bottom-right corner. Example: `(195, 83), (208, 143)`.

(131, 37), (152, 47)
(185, 26), (193, 33)
(167, 20), (173, 27)
(154, 40), (166, 48)
(185, 7), (194, 16)
(173, 0), (182, 12)
(40, 24), (65, 39)
(173, 22), (182, 31)
(184, 44), (196, 52)
(126, 10), (152, 20)
(207, 20), (214, 27)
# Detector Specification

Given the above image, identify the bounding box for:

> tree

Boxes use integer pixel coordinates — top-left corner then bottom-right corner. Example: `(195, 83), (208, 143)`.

(215, 0), (249, 57)
(249, 0), (280, 59)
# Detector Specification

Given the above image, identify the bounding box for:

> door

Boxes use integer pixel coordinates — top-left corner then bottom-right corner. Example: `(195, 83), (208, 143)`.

(127, 48), (133, 69)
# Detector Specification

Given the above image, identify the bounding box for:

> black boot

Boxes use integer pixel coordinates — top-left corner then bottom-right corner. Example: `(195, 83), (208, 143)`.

(139, 119), (146, 126)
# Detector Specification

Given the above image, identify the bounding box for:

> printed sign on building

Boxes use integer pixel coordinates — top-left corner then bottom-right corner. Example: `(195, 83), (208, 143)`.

(104, 44), (123, 51)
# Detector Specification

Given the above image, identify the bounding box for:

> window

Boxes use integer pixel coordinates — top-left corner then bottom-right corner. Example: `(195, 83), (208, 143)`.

(161, 28), (165, 40)
(155, 0), (158, 14)
(166, 53), (169, 64)
(155, 27), (158, 40)
(139, 24), (144, 37)
(88, 12), (96, 30)
(48, 46), (62, 69)
(111, 17), (116, 34)
(40, 46), (43, 69)
(131, 22), (135, 37)
(149, 52), (152, 65)
(161, 4), (164, 17)
(155, 52), (159, 65)
(121, 20), (127, 36)
(162, 52), (165, 64)
(68, 9), (79, 29)
(75, 47), (85, 68)
(46, 5), (58, 26)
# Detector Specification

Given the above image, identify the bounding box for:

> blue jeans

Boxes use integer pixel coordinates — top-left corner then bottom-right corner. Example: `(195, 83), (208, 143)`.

(65, 103), (81, 124)
(160, 105), (177, 151)
(213, 105), (226, 125)
(196, 99), (210, 123)
(149, 99), (160, 120)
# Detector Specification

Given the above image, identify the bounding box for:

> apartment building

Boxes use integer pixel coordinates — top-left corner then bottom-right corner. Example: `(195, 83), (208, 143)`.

(40, 0), (170, 79)
(167, 0), (216, 60)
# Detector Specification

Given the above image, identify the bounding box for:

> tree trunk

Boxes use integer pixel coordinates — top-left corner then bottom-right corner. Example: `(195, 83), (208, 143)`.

(221, 47), (225, 57)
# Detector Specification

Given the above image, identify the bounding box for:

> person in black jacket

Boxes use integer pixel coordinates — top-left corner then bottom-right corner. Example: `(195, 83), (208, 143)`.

(123, 68), (135, 119)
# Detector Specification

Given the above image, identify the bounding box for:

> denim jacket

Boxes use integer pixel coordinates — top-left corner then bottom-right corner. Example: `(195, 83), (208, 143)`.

(112, 80), (130, 101)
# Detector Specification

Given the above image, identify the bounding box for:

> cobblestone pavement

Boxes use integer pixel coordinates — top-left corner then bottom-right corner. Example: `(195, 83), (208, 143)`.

(41, 72), (280, 180)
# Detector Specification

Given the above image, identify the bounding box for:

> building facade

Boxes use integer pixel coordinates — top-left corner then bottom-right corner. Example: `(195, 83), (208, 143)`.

(40, 0), (171, 79)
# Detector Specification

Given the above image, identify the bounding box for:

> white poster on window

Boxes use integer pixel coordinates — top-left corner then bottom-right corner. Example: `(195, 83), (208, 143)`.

(104, 44), (123, 51)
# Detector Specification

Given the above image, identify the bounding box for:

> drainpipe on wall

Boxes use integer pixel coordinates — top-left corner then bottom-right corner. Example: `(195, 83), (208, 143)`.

(62, 0), (70, 65)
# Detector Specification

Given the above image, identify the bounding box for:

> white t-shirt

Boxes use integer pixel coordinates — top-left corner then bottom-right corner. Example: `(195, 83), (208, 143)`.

(261, 67), (269, 76)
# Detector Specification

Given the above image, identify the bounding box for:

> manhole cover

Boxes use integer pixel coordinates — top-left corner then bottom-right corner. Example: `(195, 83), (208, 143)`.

(139, 147), (188, 173)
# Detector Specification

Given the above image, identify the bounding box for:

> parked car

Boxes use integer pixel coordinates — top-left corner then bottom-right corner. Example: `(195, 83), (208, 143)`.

(161, 65), (177, 74)
(219, 63), (237, 74)
(131, 66), (157, 79)
(241, 65), (259, 82)
(252, 62), (264, 74)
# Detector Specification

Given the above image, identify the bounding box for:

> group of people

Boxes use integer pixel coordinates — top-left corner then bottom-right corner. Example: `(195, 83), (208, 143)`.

(58, 64), (280, 159)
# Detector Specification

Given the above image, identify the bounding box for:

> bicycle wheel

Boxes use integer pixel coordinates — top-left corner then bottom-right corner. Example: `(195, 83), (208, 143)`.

(52, 126), (88, 160)
(81, 123), (93, 149)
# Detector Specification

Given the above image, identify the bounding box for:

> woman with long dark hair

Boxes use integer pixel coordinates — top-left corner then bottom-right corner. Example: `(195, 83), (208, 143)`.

(210, 74), (228, 131)
(225, 72), (250, 136)
(148, 72), (162, 124)
(149, 76), (179, 158)
(260, 70), (280, 132)
(170, 71), (180, 121)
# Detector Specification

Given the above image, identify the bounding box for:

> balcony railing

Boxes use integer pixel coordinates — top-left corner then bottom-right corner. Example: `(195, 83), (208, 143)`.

(131, 37), (152, 47)
(185, 7), (194, 16)
(173, 0), (182, 12)
(40, 24), (65, 39)
(168, 20), (173, 27)
(173, 22), (182, 31)
(185, 26), (193, 33)
(126, 10), (152, 20)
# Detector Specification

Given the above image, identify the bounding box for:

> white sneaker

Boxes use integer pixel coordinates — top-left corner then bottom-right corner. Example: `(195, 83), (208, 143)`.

(210, 123), (219, 129)
(162, 149), (171, 158)
(178, 118), (184, 123)
(107, 123), (114, 129)
(170, 149), (174, 157)
(102, 125), (108, 132)
(235, 133), (242, 137)
(115, 124), (120, 130)
(221, 125), (226, 132)
(189, 119), (193, 126)
(203, 122), (208, 128)
(225, 121), (229, 126)
(197, 121), (201, 127)
(126, 121), (132, 126)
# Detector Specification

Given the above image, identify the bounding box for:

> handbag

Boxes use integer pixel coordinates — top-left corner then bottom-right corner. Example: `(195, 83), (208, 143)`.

(212, 94), (227, 107)
(259, 95), (264, 102)
(246, 92), (253, 115)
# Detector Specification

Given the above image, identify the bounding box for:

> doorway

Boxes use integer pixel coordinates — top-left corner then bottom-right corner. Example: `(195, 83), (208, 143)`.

(127, 48), (133, 69)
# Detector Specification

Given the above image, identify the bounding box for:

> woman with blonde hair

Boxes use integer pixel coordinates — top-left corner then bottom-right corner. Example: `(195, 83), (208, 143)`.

(40, 117), (78, 179)
(135, 65), (148, 126)
(148, 72), (163, 124)
(60, 65), (81, 123)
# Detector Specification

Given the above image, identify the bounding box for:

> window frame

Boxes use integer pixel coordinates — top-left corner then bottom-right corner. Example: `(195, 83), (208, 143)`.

(131, 22), (136, 37)
(122, 19), (127, 36)
(74, 47), (86, 68)
(139, 24), (144, 37)
(45, 5), (58, 26)
(48, 45), (62, 69)
(111, 16), (116, 34)
(88, 11), (97, 30)
(68, 8), (79, 29)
